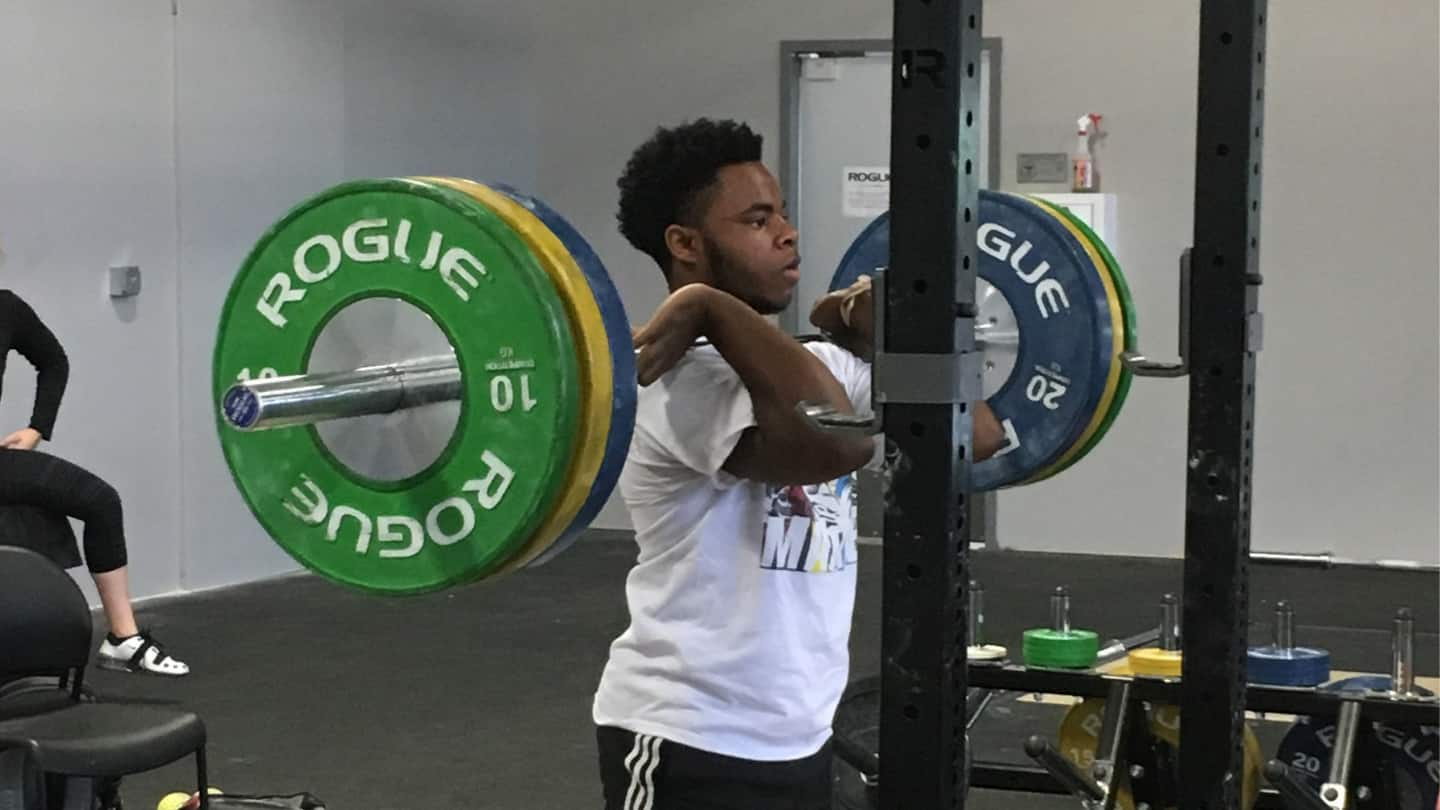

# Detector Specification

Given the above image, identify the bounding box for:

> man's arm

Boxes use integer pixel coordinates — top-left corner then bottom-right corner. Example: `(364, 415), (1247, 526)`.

(811, 277), (1005, 462)
(701, 292), (874, 485)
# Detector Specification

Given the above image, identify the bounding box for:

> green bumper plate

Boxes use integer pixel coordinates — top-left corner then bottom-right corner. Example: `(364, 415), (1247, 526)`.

(213, 179), (578, 595)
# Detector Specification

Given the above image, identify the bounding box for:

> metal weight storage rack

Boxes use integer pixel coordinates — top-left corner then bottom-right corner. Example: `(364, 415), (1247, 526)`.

(860, 1), (1440, 808)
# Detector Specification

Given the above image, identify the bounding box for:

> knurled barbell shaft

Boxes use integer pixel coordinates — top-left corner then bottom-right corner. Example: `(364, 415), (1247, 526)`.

(222, 353), (460, 432)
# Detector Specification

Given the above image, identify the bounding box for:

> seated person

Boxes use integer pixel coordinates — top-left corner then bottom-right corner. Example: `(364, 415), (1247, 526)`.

(0, 284), (188, 677)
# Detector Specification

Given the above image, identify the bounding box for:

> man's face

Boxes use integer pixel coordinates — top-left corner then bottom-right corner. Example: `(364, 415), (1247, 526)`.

(692, 162), (800, 314)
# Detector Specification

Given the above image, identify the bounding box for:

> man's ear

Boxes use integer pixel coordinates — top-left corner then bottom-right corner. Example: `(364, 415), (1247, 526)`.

(664, 224), (702, 267)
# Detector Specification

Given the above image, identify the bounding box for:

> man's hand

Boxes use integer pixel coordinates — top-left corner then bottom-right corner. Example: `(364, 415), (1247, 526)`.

(809, 275), (874, 359)
(633, 283), (716, 386)
(0, 428), (42, 451)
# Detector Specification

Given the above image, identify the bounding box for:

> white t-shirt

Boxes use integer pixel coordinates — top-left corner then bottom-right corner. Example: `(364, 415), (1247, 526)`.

(592, 341), (873, 762)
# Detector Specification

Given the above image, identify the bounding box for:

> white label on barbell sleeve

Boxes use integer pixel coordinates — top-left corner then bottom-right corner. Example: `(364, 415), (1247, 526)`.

(377, 516), (424, 558)
(256, 272), (307, 329)
(327, 505), (374, 554)
(464, 450), (515, 510)
(282, 475), (327, 524)
(426, 497), (475, 546)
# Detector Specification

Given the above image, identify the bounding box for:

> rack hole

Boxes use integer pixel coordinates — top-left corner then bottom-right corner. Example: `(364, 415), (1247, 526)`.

(917, 134), (932, 149)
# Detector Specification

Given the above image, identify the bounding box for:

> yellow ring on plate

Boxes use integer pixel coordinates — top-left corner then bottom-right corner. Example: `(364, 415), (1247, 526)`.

(1018, 195), (1125, 484)
(415, 176), (613, 573)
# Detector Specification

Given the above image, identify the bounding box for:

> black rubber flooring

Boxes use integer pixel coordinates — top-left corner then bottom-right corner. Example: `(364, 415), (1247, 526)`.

(44, 536), (1439, 809)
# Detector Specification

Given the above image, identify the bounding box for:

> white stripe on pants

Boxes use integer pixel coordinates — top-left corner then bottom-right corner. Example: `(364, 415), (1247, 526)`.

(623, 733), (662, 810)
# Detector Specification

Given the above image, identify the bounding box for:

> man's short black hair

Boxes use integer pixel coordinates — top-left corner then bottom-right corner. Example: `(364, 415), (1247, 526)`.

(616, 118), (764, 274)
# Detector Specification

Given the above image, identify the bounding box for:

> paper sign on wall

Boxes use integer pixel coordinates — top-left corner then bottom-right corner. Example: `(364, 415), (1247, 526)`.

(842, 166), (890, 218)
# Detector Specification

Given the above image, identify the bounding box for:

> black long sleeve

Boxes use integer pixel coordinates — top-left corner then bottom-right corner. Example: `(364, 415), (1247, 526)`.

(0, 290), (69, 440)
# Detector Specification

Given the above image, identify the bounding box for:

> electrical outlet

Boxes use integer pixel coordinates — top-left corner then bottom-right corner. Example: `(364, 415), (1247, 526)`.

(109, 265), (141, 298)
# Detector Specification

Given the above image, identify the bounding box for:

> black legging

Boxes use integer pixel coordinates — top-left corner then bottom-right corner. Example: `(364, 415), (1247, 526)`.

(0, 448), (127, 574)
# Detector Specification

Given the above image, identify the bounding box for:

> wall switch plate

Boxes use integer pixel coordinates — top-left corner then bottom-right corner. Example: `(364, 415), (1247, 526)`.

(1017, 152), (1069, 183)
(109, 265), (141, 298)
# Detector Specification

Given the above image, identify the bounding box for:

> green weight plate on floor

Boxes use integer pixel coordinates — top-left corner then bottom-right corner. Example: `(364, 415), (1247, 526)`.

(1022, 628), (1100, 669)
(213, 178), (579, 595)
(1023, 197), (1137, 483)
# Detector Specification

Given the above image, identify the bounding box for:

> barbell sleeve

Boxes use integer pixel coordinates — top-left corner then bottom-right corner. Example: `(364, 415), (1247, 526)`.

(221, 354), (460, 432)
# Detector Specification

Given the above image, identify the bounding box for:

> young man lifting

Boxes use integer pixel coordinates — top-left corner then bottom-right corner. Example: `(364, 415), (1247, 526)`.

(593, 118), (1003, 809)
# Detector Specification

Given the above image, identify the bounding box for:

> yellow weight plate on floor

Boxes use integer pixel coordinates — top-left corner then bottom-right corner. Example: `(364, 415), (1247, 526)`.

(1058, 698), (1264, 810)
(1020, 197), (1125, 484)
(415, 176), (613, 572)
(1128, 648), (1184, 678)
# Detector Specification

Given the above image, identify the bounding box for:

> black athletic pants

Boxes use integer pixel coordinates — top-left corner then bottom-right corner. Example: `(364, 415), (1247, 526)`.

(597, 726), (832, 810)
(0, 448), (127, 574)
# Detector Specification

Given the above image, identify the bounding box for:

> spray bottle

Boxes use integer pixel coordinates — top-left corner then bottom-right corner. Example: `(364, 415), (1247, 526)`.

(1071, 113), (1103, 192)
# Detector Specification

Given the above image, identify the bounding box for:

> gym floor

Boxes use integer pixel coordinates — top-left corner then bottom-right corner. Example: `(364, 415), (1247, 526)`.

(84, 534), (1438, 810)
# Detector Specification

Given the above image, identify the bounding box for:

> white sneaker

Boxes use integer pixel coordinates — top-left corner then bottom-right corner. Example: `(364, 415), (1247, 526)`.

(97, 630), (190, 677)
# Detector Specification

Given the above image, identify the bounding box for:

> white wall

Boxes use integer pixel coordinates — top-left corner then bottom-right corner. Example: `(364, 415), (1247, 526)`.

(1, 0), (539, 600)
(984, 0), (1440, 563)
(0, 1), (182, 602)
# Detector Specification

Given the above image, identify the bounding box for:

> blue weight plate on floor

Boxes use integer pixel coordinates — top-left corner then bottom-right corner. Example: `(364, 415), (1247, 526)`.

(1248, 644), (1332, 687)
(830, 191), (1113, 489)
(1275, 676), (1438, 809)
(495, 185), (637, 567)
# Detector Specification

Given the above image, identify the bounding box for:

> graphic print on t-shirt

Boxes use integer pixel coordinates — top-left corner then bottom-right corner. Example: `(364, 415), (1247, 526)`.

(760, 475), (858, 574)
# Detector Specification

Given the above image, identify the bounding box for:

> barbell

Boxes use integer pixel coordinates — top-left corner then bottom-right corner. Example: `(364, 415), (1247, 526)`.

(213, 179), (1137, 594)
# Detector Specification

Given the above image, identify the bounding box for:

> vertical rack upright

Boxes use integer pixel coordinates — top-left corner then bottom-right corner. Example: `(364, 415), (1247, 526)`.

(883, 1), (1268, 808)
(882, 0), (984, 808)
(1180, 1), (1267, 808)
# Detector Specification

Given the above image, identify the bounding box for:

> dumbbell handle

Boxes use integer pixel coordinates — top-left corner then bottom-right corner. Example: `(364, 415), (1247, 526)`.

(222, 353), (461, 432)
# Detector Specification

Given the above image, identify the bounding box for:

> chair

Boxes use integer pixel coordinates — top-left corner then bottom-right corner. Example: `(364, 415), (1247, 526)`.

(0, 546), (210, 810)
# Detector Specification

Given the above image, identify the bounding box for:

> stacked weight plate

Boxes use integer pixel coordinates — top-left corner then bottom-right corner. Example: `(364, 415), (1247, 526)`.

(212, 178), (635, 595)
(828, 191), (1136, 489)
